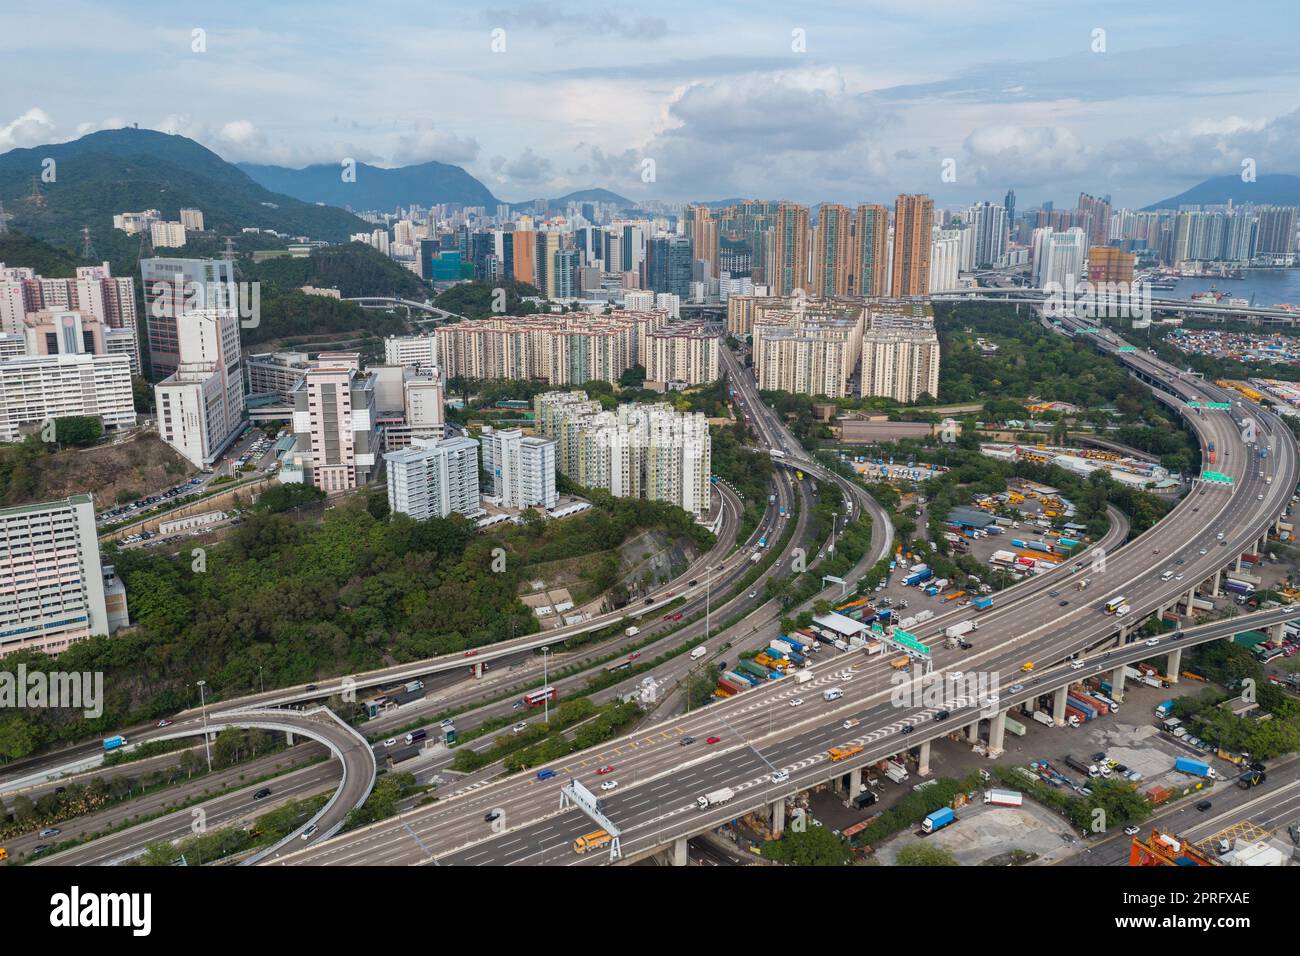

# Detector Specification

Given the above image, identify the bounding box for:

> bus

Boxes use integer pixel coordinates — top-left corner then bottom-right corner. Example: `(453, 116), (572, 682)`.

(574, 829), (613, 854)
(521, 686), (558, 708)
(828, 745), (864, 762)
(1104, 596), (1127, 615)
(605, 659), (632, 674)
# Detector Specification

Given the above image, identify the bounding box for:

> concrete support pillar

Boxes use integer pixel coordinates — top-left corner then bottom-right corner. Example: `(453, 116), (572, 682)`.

(1119, 623), (1131, 644)
(1186, 587), (1196, 613)
(988, 711), (1007, 758)
(966, 720), (980, 743)
(770, 799), (785, 838)
(285, 731), (294, 747)
(1234, 555), (1242, 573)
(1211, 569), (1221, 596)
(1053, 687), (1069, 727)
(672, 836), (689, 866)
(1109, 665), (1126, 703)
(473, 661), (484, 678)
(918, 740), (932, 777)
(849, 766), (863, 799)
(1166, 647), (1182, 683)
(1269, 621), (1284, 642)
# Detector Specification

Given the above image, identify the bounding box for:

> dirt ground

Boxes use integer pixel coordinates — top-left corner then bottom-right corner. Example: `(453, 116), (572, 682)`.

(8, 432), (195, 509)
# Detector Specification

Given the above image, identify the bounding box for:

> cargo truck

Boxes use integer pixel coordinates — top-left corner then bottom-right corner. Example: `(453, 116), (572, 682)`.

(697, 787), (735, 810)
(1031, 710), (1054, 726)
(913, 609), (936, 624)
(690, 645), (708, 660)
(884, 761), (909, 783)
(1004, 716), (1027, 737)
(1174, 756), (1216, 779)
(922, 806), (956, 834)
(972, 596), (993, 611)
(102, 735), (127, 752)
(625, 626), (640, 637)
(739, 661), (774, 681)
(984, 789), (1023, 807)
(944, 620), (976, 640)
(794, 669), (813, 684)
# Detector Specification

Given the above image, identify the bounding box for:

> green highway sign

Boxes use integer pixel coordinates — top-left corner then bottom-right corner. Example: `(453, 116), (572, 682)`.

(1118, 346), (1136, 352)
(1206, 402), (1232, 410)
(1186, 401), (1201, 408)
(891, 628), (930, 657)
(1201, 471), (1234, 484)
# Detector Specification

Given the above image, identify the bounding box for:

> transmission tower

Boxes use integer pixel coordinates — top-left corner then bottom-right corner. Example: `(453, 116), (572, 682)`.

(80, 225), (97, 260)
(24, 176), (45, 210)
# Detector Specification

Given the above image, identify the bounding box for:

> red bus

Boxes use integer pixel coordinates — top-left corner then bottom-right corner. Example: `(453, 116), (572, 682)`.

(521, 686), (558, 708)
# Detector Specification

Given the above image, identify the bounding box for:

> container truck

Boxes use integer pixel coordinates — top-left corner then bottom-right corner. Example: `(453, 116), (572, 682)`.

(944, 620), (975, 640)
(984, 789), (1023, 807)
(404, 680), (425, 693)
(1174, 756), (1215, 779)
(1064, 756), (1095, 776)
(697, 787), (735, 810)
(739, 660), (774, 681)
(884, 761), (910, 783)
(1064, 705), (1089, 724)
(1225, 580), (1255, 595)
(1031, 710), (1054, 726)
(903, 569), (934, 587)
(1067, 696), (1099, 720)
(913, 609), (935, 625)
(922, 806), (955, 834)
(102, 735), (127, 752)
(1154, 700), (1175, 718)
(1004, 716), (1027, 737)
(972, 596), (993, 611)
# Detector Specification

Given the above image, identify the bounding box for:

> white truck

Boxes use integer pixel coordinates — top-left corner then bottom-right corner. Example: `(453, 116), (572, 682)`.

(944, 620), (975, 640)
(913, 609), (935, 625)
(690, 645), (708, 660)
(697, 787), (735, 811)
(1031, 710), (1054, 726)
(794, 669), (813, 684)
(750, 551), (762, 564)
(984, 789), (1024, 806)
(625, 626), (640, 637)
(884, 760), (909, 783)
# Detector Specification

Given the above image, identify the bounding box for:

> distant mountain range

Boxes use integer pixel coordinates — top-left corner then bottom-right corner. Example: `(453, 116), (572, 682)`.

(1143, 173), (1300, 211)
(239, 158), (501, 213)
(0, 128), (370, 254)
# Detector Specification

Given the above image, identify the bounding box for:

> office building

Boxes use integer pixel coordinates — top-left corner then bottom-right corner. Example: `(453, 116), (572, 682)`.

(891, 195), (934, 296)
(286, 359), (379, 492)
(154, 309), (245, 469)
(0, 494), (124, 657)
(141, 257), (237, 377)
(384, 435), (481, 520)
(481, 427), (558, 509)
(384, 333), (439, 370)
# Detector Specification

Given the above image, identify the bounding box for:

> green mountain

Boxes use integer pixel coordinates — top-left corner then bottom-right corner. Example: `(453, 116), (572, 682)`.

(239, 159), (500, 211)
(1143, 173), (1300, 210)
(0, 128), (370, 272)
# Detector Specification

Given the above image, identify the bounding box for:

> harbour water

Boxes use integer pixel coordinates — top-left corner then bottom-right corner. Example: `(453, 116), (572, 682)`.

(1161, 269), (1300, 309)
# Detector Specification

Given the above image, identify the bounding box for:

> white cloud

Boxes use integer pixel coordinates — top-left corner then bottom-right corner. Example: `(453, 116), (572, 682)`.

(0, 108), (58, 152)
(391, 125), (481, 166)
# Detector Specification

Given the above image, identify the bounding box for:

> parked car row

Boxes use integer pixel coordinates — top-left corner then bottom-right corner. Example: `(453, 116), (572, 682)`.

(98, 476), (205, 523)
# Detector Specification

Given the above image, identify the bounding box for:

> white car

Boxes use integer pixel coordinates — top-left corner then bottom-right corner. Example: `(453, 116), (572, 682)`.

(512, 722), (528, 733)
(383, 738), (396, 748)
(748, 591), (757, 598)
(1145, 638), (1160, 646)
(1124, 824), (1140, 836)
(600, 780), (619, 791)
(770, 770), (789, 784)
(789, 698), (804, 707)
(984, 693), (1000, 705)
(1070, 660), (1085, 670)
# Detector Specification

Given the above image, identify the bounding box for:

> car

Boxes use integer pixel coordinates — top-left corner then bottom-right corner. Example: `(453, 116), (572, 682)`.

(383, 738), (396, 748)
(38, 827), (61, 838)
(157, 719), (172, 728)
(749, 591), (758, 598)
(680, 736), (695, 746)
(818, 551), (825, 559)
(1196, 800), (1212, 812)
(789, 698), (804, 707)
(948, 670), (964, 681)
(899, 724), (914, 734)
(32, 844), (51, 856)
(483, 811), (500, 823)
(596, 765), (615, 775)
(770, 770), (790, 784)
(1009, 683), (1024, 693)
(1176, 558), (1184, 565)
(463, 649), (478, 657)
(1059, 599), (1069, 606)
(600, 780), (619, 791)
(958, 639), (973, 650)
(300, 824), (318, 840)
(689, 579), (699, 587)
(1175, 573), (1184, 580)
(1199, 548), (1208, 555)
(1070, 660), (1085, 670)
(671, 612), (683, 621)
(512, 722), (528, 734)
(984, 693), (1000, 705)
(1146, 638), (1160, 646)
(1124, 824), (1140, 836)
(1048, 590), (1060, 598)
(706, 736), (721, 745)
(252, 787), (272, 800)
(1152, 548), (1160, 554)
(304, 684), (318, 692)
(1220, 541), (1228, 546)
(627, 652), (640, 661)
(644, 596), (654, 605)
(664, 613), (676, 620)
(1259, 493), (1265, 500)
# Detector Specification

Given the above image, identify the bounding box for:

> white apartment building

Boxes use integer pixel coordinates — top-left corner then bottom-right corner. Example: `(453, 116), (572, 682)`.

(751, 302), (865, 400)
(179, 208), (205, 232)
(929, 228), (963, 293)
(384, 435), (482, 520)
(155, 309), (245, 469)
(0, 353), (135, 442)
(859, 301), (941, 403)
(482, 427), (558, 509)
(286, 362), (379, 492)
(644, 322), (721, 386)
(150, 220), (187, 248)
(1031, 227), (1088, 289)
(0, 262), (140, 373)
(533, 392), (711, 516)
(623, 290), (656, 311)
(384, 333), (439, 369)
(0, 494), (122, 657)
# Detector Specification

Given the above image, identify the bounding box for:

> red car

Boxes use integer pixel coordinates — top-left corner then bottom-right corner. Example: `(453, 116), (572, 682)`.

(627, 652), (640, 661)
(464, 649), (478, 657)
(664, 613), (675, 621)
(706, 736), (721, 745)
(596, 765), (615, 775)
(671, 612), (683, 622)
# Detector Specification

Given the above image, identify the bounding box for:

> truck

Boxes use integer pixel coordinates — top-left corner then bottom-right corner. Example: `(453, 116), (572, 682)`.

(404, 680), (425, 693)
(697, 787), (735, 810)
(726, 669), (759, 688)
(1004, 716), (1027, 737)
(884, 760), (909, 783)
(1237, 769), (1266, 789)
(984, 789), (1023, 807)
(972, 596), (993, 611)
(794, 669), (813, 684)
(1067, 696), (1098, 720)
(1065, 756), (1094, 776)
(913, 609), (935, 625)
(749, 551), (762, 564)
(770, 639), (794, 656)
(102, 735), (127, 752)
(922, 806), (956, 834)
(1174, 756), (1215, 779)
(944, 620), (975, 640)
(625, 626), (640, 637)
(1064, 705), (1089, 725)
(690, 645), (708, 661)
(1031, 710), (1054, 726)
(739, 660), (774, 681)
(903, 568), (934, 587)
(1225, 579), (1255, 595)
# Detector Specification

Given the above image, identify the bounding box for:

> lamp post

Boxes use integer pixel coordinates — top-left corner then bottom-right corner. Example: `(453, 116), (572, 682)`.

(541, 646), (550, 724)
(196, 679), (212, 772)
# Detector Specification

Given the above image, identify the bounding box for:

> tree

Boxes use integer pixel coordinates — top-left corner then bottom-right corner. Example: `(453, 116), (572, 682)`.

(897, 843), (959, 866)
(761, 825), (852, 865)
(619, 364), (646, 389)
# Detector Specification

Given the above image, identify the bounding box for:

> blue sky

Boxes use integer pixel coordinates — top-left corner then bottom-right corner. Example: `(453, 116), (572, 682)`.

(2, 0), (1298, 208)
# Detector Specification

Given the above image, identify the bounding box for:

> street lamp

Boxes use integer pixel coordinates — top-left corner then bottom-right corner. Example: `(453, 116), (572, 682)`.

(541, 646), (550, 724)
(196, 679), (212, 772)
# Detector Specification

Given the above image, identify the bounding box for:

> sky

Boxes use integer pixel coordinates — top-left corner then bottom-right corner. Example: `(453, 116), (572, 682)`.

(2, 0), (1299, 209)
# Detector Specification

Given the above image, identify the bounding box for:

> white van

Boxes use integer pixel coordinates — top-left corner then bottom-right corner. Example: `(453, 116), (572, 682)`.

(1161, 570), (1174, 581)
(823, 687), (843, 701)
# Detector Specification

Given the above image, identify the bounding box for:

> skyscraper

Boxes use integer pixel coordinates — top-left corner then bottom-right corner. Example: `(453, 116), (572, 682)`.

(891, 194), (934, 297)
(140, 257), (236, 377)
(853, 204), (890, 297)
(811, 203), (853, 297)
(687, 206), (719, 279)
(770, 202), (811, 296)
